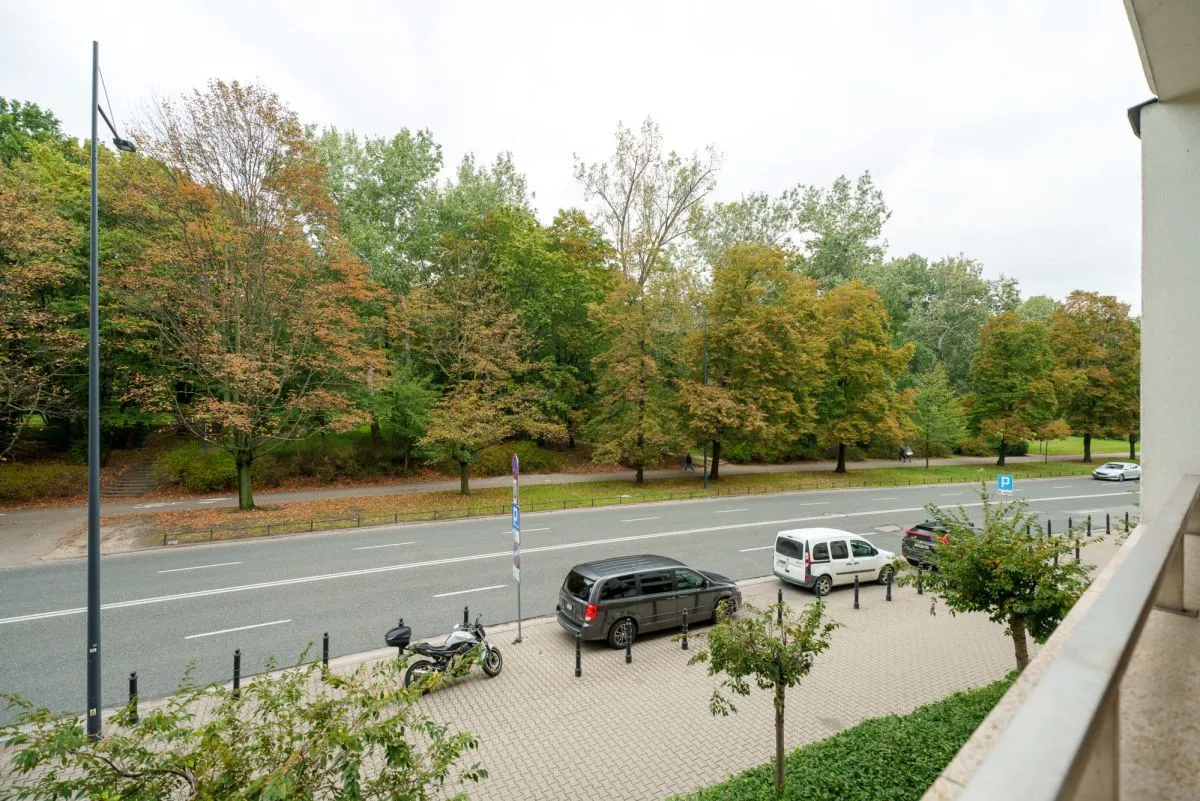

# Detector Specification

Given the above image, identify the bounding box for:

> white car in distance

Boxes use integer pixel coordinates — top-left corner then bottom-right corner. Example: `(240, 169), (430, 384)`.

(1091, 461), (1142, 482)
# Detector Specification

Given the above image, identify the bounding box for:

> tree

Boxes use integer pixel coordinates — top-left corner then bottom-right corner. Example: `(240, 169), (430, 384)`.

(362, 361), (437, 471)
(576, 119), (717, 482)
(113, 81), (382, 510)
(0, 155), (79, 460)
(909, 365), (965, 468)
(970, 313), (1057, 466)
(0, 97), (66, 165)
(897, 490), (1098, 673)
(905, 256), (1018, 393)
(795, 172), (890, 290)
(1033, 418), (1072, 462)
(816, 281), (914, 473)
(0, 657), (486, 799)
(681, 244), (827, 479)
(693, 188), (803, 270)
(688, 598), (841, 801)
(1049, 291), (1140, 462)
(1018, 294), (1060, 323)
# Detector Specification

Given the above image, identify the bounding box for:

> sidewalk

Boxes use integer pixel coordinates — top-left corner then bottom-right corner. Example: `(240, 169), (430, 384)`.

(0, 451), (1126, 569)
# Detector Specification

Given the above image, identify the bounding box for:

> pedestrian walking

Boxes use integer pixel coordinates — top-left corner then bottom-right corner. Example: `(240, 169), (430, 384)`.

(684, 453), (695, 472)
(905, 447), (914, 463)
(899, 445), (906, 462)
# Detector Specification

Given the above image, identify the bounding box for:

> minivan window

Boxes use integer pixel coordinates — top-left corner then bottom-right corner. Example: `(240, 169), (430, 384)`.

(775, 538), (803, 558)
(564, 570), (596, 601)
(676, 569), (705, 590)
(599, 574), (637, 600)
(812, 542), (830, 562)
(850, 540), (876, 558)
(638, 570), (674, 595)
(829, 540), (849, 560)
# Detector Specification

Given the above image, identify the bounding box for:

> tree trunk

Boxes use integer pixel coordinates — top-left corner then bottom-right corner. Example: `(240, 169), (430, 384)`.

(370, 420), (382, 444)
(1129, 431), (1137, 461)
(1008, 612), (1030, 673)
(925, 433), (930, 470)
(996, 437), (1007, 467)
(835, 442), (847, 474)
(635, 461), (644, 484)
(568, 429), (575, 450)
(1082, 432), (1092, 463)
(774, 680), (786, 800)
(709, 439), (722, 481)
(459, 460), (470, 495)
(235, 449), (255, 510)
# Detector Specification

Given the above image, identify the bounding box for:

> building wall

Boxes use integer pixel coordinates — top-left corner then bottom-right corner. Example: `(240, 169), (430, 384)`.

(1140, 97), (1200, 522)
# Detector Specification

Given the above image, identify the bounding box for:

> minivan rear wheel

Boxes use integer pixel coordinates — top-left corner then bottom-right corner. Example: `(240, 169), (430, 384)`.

(713, 597), (736, 623)
(814, 574), (833, 597)
(878, 565), (895, 586)
(607, 618), (637, 649)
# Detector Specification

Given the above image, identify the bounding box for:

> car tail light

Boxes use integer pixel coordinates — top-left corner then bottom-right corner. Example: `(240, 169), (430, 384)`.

(584, 604), (598, 622)
(804, 549), (812, 577)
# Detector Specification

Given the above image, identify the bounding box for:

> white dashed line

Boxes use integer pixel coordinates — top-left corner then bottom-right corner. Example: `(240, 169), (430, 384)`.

(433, 584), (506, 599)
(185, 619), (291, 640)
(352, 542), (416, 551)
(715, 508), (749, 514)
(157, 561), (243, 574)
(738, 545), (775, 552)
(620, 517), (660, 523)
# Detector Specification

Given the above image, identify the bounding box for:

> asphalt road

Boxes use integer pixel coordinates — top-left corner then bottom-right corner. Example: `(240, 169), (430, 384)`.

(0, 476), (1140, 723)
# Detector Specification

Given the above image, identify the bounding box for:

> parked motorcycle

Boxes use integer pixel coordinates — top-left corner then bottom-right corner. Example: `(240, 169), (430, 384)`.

(385, 615), (503, 689)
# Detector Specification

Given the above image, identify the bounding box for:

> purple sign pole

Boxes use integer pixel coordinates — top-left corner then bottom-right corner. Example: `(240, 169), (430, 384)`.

(512, 454), (522, 643)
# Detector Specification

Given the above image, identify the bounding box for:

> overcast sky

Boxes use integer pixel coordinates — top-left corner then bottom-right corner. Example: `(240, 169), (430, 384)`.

(2, 1), (1151, 310)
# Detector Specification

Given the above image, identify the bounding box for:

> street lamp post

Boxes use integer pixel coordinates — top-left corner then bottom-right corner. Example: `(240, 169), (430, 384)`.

(701, 309), (709, 489)
(87, 39), (135, 740)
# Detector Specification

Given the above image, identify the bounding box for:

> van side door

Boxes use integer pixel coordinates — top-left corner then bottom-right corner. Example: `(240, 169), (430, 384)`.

(636, 569), (679, 631)
(674, 567), (708, 622)
(828, 538), (855, 585)
(849, 538), (882, 579)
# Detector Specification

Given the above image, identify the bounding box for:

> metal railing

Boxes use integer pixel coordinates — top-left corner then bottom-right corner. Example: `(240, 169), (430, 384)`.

(955, 474), (1200, 801)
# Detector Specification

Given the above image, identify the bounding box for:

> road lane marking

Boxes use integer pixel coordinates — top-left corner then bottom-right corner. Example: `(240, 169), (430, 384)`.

(352, 541), (416, 551)
(433, 584), (507, 599)
(185, 619), (291, 640)
(940, 493), (963, 497)
(1053, 485), (1072, 489)
(873, 497), (898, 501)
(507, 527), (549, 533)
(196, 498), (231, 505)
(738, 545), (774, 552)
(793, 502), (829, 507)
(620, 517), (660, 522)
(0, 490), (1133, 627)
(715, 508), (749, 514)
(157, 561), (243, 574)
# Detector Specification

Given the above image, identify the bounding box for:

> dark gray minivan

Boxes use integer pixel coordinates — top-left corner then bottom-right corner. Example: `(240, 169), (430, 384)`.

(556, 554), (741, 648)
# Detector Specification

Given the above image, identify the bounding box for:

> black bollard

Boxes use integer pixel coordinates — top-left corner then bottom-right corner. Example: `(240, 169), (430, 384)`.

(463, 606), (469, 627)
(853, 574), (860, 610)
(233, 649), (242, 699)
(128, 671), (139, 724)
(1126, 512), (1130, 533)
(1107, 513), (1111, 535)
(322, 632), (329, 668)
(777, 588), (784, 625)
(886, 568), (893, 601)
(1026, 522), (1031, 536)
(574, 632), (582, 678)
(1088, 515), (1092, 537)
(1075, 538), (1081, 563)
(682, 609), (689, 651)
(917, 570), (924, 595)
(1069, 516), (1073, 532)
(625, 639), (631, 665)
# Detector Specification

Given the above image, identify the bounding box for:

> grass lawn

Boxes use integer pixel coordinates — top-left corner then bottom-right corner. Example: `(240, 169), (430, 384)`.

(144, 460), (1097, 545)
(1041, 436), (1136, 457)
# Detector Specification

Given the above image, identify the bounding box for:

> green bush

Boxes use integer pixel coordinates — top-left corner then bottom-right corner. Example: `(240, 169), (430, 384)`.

(151, 444), (235, 493)
(0, 462), (87, 503)
(473, 441), (566, 476)
(957, 437), (1029, 458)
(671, 673), (1016, 801)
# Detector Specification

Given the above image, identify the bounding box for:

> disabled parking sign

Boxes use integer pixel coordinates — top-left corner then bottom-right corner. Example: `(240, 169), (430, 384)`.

(997, 474), (1014, 496)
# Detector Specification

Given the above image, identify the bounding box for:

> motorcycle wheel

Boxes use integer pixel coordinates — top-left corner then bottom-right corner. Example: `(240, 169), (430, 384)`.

(482, 646), (503, 677)
(404, 660), (437, 691)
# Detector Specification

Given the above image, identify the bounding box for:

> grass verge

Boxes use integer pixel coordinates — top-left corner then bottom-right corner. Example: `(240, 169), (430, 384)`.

(1042, 436), (1134, 456)
(669, 672), (1017, 801)
(144, 461), (1097, 546)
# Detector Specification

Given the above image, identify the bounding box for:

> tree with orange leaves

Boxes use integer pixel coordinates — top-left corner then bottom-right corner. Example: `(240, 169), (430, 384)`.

(110, 82), (382, 509)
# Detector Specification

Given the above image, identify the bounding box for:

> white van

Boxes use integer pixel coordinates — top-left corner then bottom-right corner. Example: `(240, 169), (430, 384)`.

(773, 527), (896, 596)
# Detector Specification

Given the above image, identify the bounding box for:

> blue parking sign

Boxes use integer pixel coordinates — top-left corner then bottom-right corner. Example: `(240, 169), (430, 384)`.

(997, 474), (1014, 492)
(512, 502), (521, 534)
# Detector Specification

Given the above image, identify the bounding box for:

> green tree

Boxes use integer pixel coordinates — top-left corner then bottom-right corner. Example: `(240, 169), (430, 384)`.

(908, 365), (965, 468)
(1033, 418), (1073, 462)
(795, 172), (890, 290)
(688, 598), (841, 801)
(897, 490), (1098, 673)
(363, 361), (437, 471)
(1018, 294), (1060, 323)
(694, 188), (803, 268)
(0, 97), (66, 165)
(1049, 291), (1140, 462)
(682, 244), (826, 478)
(816, 281), (914, 473)
(970, 312), (1058, 466)
(0, 657), (485, 799)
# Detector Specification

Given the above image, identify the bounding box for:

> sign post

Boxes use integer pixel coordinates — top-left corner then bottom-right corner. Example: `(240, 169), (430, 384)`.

(997, 473), (1014, 498)
(512, 454), (522, 643)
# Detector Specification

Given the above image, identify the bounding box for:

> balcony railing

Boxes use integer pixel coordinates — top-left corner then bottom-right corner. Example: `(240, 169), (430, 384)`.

(935, 474), (1200, 801)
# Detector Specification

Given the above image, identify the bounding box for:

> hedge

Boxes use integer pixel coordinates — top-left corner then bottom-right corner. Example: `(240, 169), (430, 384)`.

(0, 462), (87, 504)
(670, 672), (1016, 801)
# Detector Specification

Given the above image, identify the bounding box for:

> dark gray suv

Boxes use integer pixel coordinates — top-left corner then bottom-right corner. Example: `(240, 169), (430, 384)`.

(556, 554), (741, 648)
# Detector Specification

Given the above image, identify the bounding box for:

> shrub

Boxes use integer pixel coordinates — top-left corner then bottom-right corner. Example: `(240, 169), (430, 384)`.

(0, 463), (86, 504)
(473, 441), (566, 475)
(957, 436), (1029, 457)
(672, 672), (1016, 801)
(151, 444), (235, 493)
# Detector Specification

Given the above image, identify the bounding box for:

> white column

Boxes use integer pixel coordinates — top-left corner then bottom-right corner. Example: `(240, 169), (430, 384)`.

(1140, 98), (1200, 523)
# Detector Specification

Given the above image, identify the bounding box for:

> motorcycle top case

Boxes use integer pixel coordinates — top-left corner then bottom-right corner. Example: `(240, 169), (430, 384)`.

(384, 623), (413, 649)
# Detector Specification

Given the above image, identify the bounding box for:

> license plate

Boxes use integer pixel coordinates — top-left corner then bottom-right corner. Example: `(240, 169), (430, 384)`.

(564, 602), (573, 613)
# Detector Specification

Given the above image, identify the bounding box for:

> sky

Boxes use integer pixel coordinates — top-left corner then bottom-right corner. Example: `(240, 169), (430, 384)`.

(1, 1), (1151, 310)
